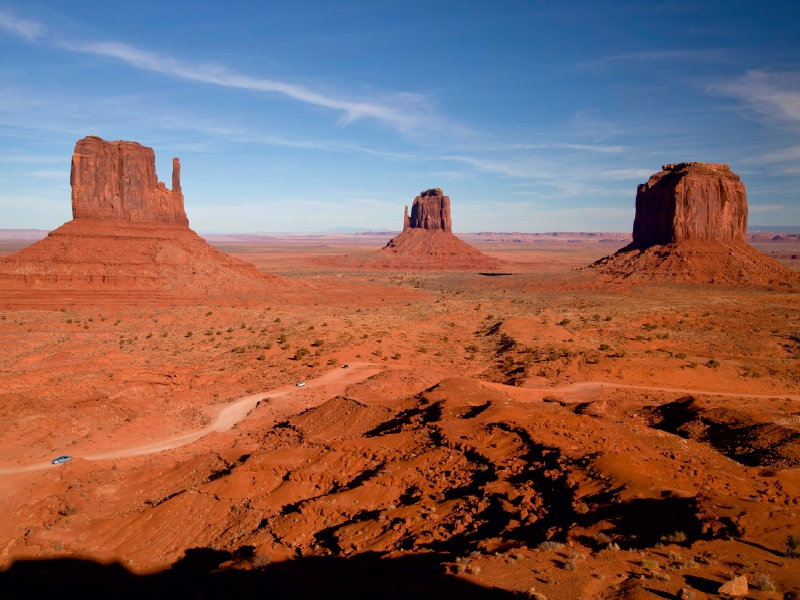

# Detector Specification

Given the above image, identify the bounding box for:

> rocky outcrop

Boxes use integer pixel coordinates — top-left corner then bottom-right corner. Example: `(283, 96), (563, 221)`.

(380, 188), (500, 270)
(407, 189), (452, 232)
(631, 163), (747, 248)
(71, 136), (188, 225)
(0, 136), (285, 308)
(592, 163), (798, 285)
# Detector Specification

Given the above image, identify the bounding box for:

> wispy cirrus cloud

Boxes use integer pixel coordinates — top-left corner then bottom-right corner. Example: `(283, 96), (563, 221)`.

(579, 48), (730, 70)
(0, 11), (46, 40)
(510, 142), (624, 153)
(712, 70), (800, 126)
(601, 168), (653, 180)
(0, 10), (436, 134)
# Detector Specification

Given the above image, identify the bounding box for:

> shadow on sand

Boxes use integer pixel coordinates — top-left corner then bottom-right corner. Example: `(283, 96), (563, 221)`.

(0, 548), (517, 600)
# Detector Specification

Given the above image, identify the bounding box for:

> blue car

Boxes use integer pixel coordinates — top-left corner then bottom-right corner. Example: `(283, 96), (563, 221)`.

(51, 455), (72, 465)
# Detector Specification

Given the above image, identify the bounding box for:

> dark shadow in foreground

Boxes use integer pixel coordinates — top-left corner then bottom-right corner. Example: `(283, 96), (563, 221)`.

(0, 548), (516, 600)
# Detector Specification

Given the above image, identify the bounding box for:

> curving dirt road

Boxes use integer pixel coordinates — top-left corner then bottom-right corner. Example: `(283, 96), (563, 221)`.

(1, 369), (797, 476)
(0, 362), (383, 475)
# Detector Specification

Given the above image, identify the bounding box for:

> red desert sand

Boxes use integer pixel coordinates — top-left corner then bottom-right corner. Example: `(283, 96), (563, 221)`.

(0, 147), (799, 598)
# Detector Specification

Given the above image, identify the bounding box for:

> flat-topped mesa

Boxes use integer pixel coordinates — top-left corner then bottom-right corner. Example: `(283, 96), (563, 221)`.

(632, 162), (747, 248)
(70, 136), (188, 226)
(407, 188), (452, 232)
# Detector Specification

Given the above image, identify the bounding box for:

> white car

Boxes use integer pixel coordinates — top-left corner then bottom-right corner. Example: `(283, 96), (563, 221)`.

(296, 381), (306, 387)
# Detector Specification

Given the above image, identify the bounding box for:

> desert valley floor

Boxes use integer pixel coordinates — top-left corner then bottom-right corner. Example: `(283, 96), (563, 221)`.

(1, 233), (799, 598)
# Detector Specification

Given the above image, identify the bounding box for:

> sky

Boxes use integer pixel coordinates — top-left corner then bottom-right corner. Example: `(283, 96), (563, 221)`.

(0, 1), (798, 233)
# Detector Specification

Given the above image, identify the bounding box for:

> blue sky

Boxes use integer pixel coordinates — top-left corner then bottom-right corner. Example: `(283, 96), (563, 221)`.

(0, 1), (798, 232)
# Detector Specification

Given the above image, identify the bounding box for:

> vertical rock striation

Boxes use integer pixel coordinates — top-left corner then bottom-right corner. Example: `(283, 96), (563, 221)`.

(70, 136), (188, 225)
(631, 163), (747, 248)
(407, 188), (452, 232)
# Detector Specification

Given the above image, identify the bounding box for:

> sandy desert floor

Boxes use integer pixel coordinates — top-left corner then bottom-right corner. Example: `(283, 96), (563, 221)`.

(0, 236), (799, 598)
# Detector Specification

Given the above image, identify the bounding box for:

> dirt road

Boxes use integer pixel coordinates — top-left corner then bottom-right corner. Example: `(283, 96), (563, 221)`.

(0, 362), (383, 475)
(2, 368), (796, 476)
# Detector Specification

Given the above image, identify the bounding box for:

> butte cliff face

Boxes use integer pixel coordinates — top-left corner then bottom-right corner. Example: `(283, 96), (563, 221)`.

(381, 189), (500, 269)
(593, 163), (797, 284)
(71, 136), (189, 225)
(631, 163), (747, 248)
(0, 136), (285, 308)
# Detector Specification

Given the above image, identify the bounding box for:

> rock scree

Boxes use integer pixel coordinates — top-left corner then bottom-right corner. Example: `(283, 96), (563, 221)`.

(592, 163), (798, 284)
(380, 188), (501, 269)
(0, 136), (285, 309)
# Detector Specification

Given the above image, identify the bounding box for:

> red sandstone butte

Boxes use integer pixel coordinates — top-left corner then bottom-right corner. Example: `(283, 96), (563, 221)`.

(631, 163), (747, 247)
(71, 136), (189, 225)
(593, 163), (798, 284)
(0, 136), (285, 309)
(381, 189), (501, 269)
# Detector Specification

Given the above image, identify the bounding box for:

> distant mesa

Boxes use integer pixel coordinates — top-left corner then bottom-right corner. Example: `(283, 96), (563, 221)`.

(592, 162), (798, 284)
(381, 188), (502, 270)
(0, 136), (284, 309)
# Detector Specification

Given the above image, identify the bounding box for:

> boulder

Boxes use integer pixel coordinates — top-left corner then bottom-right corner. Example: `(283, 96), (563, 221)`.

(71, 136), (188, 225)
(717, 575), (748, 596)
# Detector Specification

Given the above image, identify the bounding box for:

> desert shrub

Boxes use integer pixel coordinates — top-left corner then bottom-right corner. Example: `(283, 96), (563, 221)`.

(576, 502), (589, 514)
(707, 359), (720, 368)
(205, 329), (214, 335)
(257, 354), (266, 361)
(83, 325), (89, 329)
(683, 560), (698, 569)
(607, 543), (620, 551)
(753, 574), (775, 592)
(599, 344), (610, 351)
(227, 327), (234, 333)
(651, 573), (670, 582)
(274, 317), (281, 322)
(232, 347), (246, 354)
(88, 318), (94, 322)
(558, 318), (571, 326)
(661, 531), (687, 543)
(536, 541), (564, 551)
(294, 347), (310, 360)
(185, 331), (193, 337)
(594, 532), (612, 544)
(308, 325), (315, 330)
(59, 504), (78, 517)
(252, 554), (271, 568)
(418, 347), (427, 353)
(311, 339), (324, 347)
(641, 559), (658, 568)
(563, 558), (577, 570)
(66, 319), (72, 324)
(146, 333), (153, 339)
(676, 353), (687, 359)
(604, 316), (612, 321)
(162, 332), (168, 338)
(787, 534), (800, 558)
(327, 358), (338, 366)
(263, 343), (272, 350)
(279, 334), (287, 344)
(394, 353), (401, 359)
(206, 311), (212, 316)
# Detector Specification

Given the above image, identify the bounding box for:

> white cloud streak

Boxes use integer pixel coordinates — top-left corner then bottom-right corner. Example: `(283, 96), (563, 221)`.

(0, 11), (46, 40)
(0, 11), (433, 133)
(712, 70), (800, 126)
